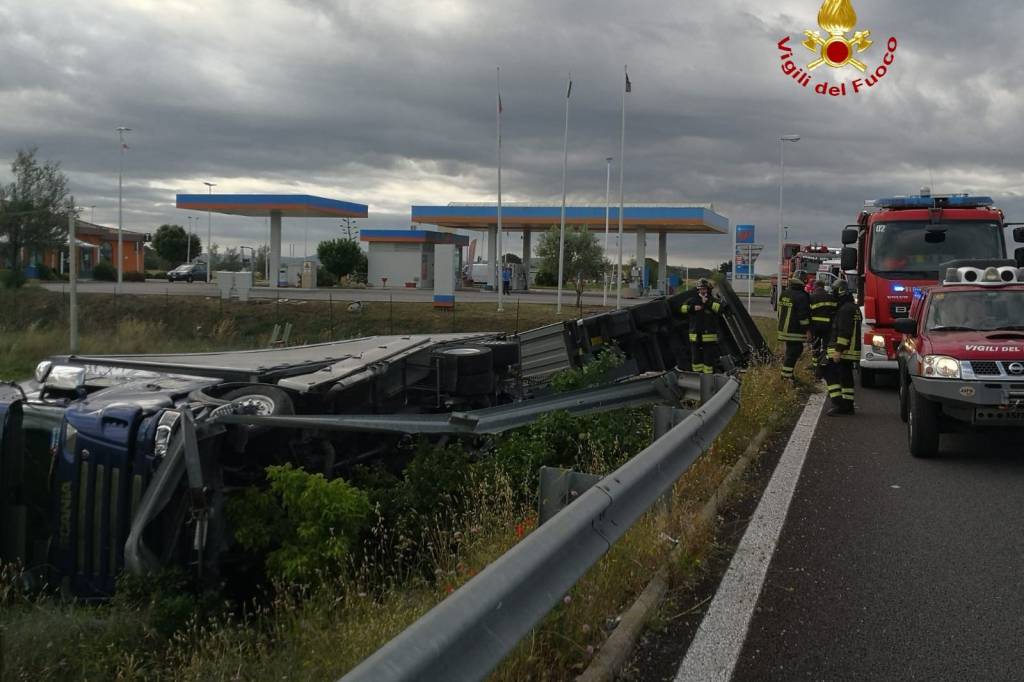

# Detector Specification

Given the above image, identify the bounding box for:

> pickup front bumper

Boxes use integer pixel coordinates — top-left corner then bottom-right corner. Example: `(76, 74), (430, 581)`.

(912, 376), (1024, 425)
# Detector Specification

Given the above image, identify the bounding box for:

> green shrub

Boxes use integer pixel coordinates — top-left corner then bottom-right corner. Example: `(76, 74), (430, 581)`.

(533, 270), (556, 287)
(317, 266), (336, 287)
(91, 261), (116, 281)
(123, 271), (146, 282)
(0, 269), (26, 288)
(148, 270), (168, 279)
(228, 464), (371, 585)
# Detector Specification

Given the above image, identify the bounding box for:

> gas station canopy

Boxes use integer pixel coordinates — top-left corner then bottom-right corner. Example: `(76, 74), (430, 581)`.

(176, 194), (367, 218)
(410, 203), (728, 234)
(174, 193), (368, 289)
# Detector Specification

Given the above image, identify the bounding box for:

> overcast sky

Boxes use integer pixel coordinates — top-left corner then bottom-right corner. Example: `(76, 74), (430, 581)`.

(2, 0), (1023, 269)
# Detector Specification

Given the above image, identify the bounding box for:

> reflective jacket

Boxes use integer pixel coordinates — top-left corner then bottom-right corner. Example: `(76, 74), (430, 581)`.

(777, 282), (811, 342)
(679, 292), (728, 343)
(809, 287), (838, 335)
(828, 298), (862, 361)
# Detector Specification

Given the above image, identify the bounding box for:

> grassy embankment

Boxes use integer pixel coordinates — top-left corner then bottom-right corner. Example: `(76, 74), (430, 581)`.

(0, 286), (602, 381)
(1, 290), (805, 681)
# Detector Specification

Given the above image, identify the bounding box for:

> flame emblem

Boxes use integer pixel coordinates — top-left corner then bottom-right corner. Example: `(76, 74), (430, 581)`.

(803, 0), (873, 71)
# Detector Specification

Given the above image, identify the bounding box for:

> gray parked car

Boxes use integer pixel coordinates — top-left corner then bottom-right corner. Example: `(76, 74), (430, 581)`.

(167, 263), (207, 283)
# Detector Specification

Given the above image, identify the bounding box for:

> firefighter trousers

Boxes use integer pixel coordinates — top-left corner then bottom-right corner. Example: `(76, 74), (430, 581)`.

(810, 329), (830, 376)
(692, 342), (720, 374)
(781, 341), (804, 380)
(824, 359), (855, 410)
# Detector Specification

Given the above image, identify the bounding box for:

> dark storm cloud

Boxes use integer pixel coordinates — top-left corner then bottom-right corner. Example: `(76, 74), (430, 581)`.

(1, 0), (1023, 267)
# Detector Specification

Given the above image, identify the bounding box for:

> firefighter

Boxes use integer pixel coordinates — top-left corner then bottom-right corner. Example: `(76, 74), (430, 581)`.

(777, 270), (811, 383)
(824, 279), (862, 416)
(809, 279), (838, 378)
(679, 278), (727, 374)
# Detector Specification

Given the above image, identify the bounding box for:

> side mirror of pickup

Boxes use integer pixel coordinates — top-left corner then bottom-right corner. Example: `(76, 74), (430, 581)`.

(1016, 247), (1024, 268)
(841, 227), (859, 245)
(1013, 226), (1024, 243)
(894, 318), (917, 335)
(840, 247), (857, 272)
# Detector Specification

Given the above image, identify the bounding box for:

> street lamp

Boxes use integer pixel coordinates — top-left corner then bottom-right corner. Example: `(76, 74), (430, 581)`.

(603, 156), (613, 306)
(778, 135), (800, 298)
(116, 126), (131, 292)
(203, 181), (216, 282)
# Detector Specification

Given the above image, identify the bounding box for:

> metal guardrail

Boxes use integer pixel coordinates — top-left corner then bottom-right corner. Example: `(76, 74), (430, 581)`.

(340, 373), (740, 682)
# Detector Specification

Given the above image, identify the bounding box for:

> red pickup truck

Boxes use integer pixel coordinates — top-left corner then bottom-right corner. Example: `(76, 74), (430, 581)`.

(895, 260), (1024, 457)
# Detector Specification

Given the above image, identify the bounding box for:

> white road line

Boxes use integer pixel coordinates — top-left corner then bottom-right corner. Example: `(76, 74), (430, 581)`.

(674, 392), (826, 682)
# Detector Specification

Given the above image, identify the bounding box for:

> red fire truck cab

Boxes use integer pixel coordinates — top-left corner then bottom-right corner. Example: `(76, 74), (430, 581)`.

(840, 191), (1024, 387)
(895, 261), (1024, 457)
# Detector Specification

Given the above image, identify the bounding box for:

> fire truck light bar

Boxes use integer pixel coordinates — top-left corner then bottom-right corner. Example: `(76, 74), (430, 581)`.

(872, 195), (994, 209)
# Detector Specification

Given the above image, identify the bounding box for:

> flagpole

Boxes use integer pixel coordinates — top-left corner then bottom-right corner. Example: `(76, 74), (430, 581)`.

(616, 66), (629, 310)
(496, 66), (504, 312)
(556, 73), (571, 314)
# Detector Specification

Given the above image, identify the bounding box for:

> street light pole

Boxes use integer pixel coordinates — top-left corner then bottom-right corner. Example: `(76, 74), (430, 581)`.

(186, 216), (193, 263)
(203, 181), (216, 282)
(778, 135), (800, 297)
(603, 156), (613, 306)
(116, 126), (131, 292)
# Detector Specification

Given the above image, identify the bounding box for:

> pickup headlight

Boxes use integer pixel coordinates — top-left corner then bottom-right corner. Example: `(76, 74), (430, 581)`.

(872, 335), (886, 351)
(922, 355), (961, 379)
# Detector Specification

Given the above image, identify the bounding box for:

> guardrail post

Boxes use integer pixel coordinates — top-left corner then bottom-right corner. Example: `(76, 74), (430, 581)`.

(538, 466), (602, 525)
(652, 405), (689, 513)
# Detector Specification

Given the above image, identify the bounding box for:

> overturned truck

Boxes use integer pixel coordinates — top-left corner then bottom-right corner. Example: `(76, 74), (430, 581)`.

(0, 284), (767, 597)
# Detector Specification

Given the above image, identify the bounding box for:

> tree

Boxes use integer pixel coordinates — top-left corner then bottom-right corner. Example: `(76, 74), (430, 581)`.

(151, 224), (201, 266)
(220, 246), (242, 271)
(718, 261), (733, 274)
(317, 238), (367, 280)
(0, 148), (74, 282)
(503, 253), (522, 265)
(536, 226), (607, 306)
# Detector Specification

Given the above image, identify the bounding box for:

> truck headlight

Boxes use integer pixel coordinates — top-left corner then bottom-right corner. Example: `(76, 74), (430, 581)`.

(154, 410), (181, 459)
(923, 355), (961, 379)
(872, 335), (886, 351)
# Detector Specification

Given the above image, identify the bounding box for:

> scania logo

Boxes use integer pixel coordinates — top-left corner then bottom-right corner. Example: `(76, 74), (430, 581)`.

(1008, 362), (1024, 376)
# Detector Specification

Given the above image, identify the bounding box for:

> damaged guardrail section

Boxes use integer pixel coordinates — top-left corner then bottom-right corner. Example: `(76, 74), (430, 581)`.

(340, 373), (740, 682)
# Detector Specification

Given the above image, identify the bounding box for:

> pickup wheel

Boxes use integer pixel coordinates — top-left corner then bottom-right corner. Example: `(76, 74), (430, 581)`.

(859, 367), (877, 389)
(898, 369), (910, 423)
(907, 383), (940, 458)
(186, 275), (194, 284)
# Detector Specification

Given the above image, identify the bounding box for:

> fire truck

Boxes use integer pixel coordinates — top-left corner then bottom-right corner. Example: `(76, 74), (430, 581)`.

(771, 243), (839, 306)
(840, 191), (1024, 387)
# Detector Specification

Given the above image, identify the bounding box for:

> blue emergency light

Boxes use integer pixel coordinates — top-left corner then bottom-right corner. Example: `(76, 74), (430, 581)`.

(892, 284), (907, 293)
(872, 195), (994, 209)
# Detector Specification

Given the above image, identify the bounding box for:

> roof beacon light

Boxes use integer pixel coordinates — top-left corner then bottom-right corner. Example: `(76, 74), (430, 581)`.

(943, 265), (1024, 286)
(874, 194), (995, 210)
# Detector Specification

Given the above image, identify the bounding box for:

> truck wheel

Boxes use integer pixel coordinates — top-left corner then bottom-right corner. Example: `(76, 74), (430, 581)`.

(220, 385), (295, 434)
(433, 345), (493, 392)
(907, 383), (940, 458)
(897, 369), (909, 423)
(859, 367), (877, 389)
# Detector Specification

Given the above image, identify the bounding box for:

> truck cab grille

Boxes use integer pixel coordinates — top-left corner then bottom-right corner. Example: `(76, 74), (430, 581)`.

(971, 361), (1000, 375)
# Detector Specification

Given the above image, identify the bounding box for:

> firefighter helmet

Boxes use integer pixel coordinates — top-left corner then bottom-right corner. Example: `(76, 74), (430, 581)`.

(697, 277), (712, 291)
(832, 279), (852, 298)
(790, 269), (808, 285)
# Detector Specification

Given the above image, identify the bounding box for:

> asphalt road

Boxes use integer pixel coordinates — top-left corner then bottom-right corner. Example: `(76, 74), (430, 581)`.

(39, 280), (776, 317)
(729, 380), (1024, 680)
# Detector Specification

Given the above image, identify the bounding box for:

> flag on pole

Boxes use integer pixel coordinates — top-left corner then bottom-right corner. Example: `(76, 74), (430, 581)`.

(625, 69), (632, 93)
(498, 94), (503, 114)
(122, 143), (129, 150)
(566, 78), (573, 99)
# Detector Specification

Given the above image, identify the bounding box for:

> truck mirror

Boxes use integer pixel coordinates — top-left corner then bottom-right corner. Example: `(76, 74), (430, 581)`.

(840, 247), (857, 271)
(1015, 247), (1024, 268)
(841, 228), (858, 245)
(1014, 226), (1024, 243)
(894, 318), (917, 335)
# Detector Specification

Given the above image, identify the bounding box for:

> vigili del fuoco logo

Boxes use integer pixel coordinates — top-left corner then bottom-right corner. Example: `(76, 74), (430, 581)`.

(777, 0), (898, 97)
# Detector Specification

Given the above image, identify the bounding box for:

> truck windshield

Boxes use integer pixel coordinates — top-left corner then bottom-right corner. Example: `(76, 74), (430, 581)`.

(926, 290), (1024, 332)
(869, 222), (1003, 279)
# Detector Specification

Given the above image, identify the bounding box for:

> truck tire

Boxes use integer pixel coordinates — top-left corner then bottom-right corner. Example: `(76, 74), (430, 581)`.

(859, 367), (877, 388)
(907, 383), (940, 458)
(434, 345), (493, 392)
(478, 340), (520, 372)
(455, 371), (495, 396)
(220, 385), (295, 434)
